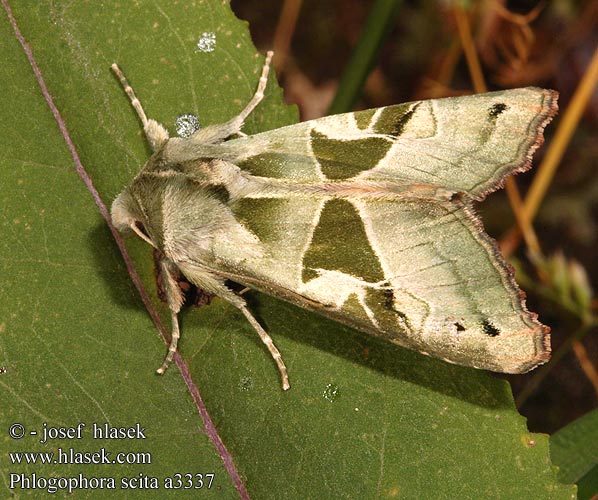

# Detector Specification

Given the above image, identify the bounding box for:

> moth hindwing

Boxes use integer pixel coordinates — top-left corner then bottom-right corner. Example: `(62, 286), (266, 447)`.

(111, 51), (556, 390)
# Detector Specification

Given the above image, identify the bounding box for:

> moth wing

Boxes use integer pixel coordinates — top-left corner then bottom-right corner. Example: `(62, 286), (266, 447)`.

(210, 195), (548, 374)
(344, 197), (549, 373)
(229, 88), (557, 199)
(184, 88), (555, 373)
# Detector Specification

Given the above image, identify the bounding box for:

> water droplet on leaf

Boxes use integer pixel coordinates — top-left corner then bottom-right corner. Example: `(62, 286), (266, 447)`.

(196, 32), (216, 53)
(323, 383), (340, 402)
(175, 114), (201, 138)
(239, 376), (253, 391)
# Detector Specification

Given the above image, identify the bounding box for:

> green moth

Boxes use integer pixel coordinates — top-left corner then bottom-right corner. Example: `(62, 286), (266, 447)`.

(111, 51), (556, 390)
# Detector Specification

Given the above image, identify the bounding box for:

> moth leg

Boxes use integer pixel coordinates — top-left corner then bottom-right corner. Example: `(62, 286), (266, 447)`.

(189, 51), (273, 144)
(155, 259), (185, 375)
(111, 63), (169, 151)
(177, 262), (290, 390)
(239, 305), (290, 391)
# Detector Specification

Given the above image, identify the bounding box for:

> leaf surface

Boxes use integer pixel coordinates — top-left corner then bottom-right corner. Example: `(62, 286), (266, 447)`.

(0, 1), (575, 499)
(552, 409), (598, 500)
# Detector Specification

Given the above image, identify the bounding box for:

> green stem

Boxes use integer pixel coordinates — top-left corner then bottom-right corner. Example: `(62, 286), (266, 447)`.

(327, 0), (403, 115)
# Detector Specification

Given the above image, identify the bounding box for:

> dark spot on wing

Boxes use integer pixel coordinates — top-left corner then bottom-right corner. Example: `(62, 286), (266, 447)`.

(231, 198), (289, 244)
(489, 103), (508, 118)
(364, 288), (412, 335)
(311, 129), (392, 180)
(237, 152), (293, 179)
(476, 103), (509, 145)
(454, 322), (466, 332)
(302, 199), (385, 283)
(373, 103), (419, 137)
(482, 319), (500, 337)
(382, 288), (395, 310)
(353, 108), (377, 130)
(342, 293), (371, 323)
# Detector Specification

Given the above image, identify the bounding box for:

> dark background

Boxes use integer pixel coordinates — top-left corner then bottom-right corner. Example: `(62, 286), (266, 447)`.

(231, 0), (598, 434)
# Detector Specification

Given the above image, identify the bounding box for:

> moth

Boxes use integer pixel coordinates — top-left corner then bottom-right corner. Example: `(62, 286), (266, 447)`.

(111, 51), (556, 390)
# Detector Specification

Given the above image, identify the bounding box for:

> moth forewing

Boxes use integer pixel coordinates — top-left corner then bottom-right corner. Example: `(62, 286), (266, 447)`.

(111, 50), (555, 389)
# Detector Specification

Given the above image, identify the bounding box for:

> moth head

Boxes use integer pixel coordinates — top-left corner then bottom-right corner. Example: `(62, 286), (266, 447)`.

(111, 189), (156, 248)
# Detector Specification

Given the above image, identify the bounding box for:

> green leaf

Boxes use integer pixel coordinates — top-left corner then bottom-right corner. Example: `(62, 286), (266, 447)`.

(552, 409), (598, 500)
(0, 1), (575, 499)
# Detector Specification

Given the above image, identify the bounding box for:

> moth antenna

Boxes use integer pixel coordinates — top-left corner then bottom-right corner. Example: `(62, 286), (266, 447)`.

(183, 51), (274, 144)
(234, 50), (273, 124)
(240, 305), (290, 390)
(156, 310), (181, 375)
(111, 63), (149, 129)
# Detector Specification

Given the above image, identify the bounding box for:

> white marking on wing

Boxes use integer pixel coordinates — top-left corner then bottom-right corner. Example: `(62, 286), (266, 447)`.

(299, 270), (391, 329)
